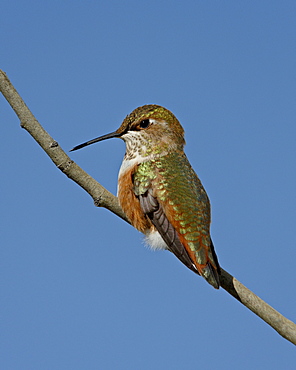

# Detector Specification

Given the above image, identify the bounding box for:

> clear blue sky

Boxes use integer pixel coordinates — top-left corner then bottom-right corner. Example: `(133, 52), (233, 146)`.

(1, 1), (295, 369)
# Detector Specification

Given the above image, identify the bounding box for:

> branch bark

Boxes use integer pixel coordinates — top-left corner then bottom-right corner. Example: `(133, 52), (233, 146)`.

(1, 69), (295, 345)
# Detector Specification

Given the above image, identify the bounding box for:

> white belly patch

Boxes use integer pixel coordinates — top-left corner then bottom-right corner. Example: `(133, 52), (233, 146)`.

(144, 230), (168, 250)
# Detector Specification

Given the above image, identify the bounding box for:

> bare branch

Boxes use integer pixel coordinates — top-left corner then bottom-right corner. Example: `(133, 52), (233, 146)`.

(220, 268), (296, 344)
(0, 70), (128, 223)
(1, 69), (295, 345)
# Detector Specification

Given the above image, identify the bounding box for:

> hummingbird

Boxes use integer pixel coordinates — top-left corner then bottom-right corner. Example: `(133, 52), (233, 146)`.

(70, 105), (220, 288)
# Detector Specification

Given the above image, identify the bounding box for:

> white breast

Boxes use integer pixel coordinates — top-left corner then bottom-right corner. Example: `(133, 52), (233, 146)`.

(118, 155), (140, 178)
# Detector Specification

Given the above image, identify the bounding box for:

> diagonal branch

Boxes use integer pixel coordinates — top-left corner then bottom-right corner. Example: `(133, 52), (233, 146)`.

(1, 69), (295, 345)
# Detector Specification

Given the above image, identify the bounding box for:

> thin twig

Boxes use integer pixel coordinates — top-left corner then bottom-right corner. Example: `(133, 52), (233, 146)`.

(1, 69), (295, 345)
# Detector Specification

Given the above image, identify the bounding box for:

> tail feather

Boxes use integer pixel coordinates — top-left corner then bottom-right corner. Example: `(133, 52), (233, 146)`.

(201, 238), (220, 289)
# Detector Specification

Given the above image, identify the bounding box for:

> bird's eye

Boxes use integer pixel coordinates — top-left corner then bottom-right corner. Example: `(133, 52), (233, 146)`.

(139, 119), (151, 129)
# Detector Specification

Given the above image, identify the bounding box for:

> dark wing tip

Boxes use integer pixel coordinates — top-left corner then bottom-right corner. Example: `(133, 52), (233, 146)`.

(202, 263), (220, 289)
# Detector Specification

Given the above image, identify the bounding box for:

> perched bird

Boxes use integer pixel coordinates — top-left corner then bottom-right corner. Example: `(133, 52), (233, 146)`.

(71, 105), (220, 288)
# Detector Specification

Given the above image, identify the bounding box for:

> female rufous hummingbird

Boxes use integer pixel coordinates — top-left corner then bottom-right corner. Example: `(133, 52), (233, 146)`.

(71, 105), (220, 288)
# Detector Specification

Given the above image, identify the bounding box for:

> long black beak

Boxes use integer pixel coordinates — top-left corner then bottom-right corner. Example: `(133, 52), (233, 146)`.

(70, 131), (121, 152)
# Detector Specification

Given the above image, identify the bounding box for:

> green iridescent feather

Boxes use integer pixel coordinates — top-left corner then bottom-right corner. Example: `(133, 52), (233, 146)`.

(133, 152), (215, 267)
